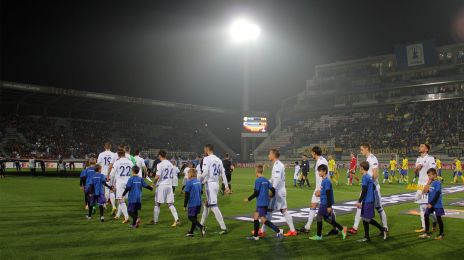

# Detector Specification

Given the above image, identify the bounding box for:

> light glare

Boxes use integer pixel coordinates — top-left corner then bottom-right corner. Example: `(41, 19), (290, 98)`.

(229, 18), (261, 44)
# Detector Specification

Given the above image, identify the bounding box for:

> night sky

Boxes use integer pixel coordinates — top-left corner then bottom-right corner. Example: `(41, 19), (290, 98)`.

(2, 0), (464, 113)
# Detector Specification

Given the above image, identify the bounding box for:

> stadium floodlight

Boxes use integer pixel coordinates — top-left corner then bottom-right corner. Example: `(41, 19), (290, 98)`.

(228, 18), (261, 44)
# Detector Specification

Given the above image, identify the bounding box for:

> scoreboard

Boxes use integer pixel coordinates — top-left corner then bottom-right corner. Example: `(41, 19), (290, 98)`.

(242, 115), (268, 138)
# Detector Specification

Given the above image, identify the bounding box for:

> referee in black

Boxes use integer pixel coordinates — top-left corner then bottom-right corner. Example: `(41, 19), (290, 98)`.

(221, 153), (234, 194)
(299, 154), (311, 187)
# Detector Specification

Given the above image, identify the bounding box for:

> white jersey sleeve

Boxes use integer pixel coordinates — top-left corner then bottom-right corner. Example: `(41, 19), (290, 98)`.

(315, 157), (328, 189)
(135, 156), (145, 177)
(416, 155), (436, 185)
(294, 165), (300, 179)
(172, 166), (180, 186)
(110, 153), (118, 164)
(271, 160), (286, 191)
(367, 154), (379, 178)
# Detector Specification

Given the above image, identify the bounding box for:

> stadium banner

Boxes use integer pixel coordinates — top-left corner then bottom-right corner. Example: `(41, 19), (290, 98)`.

(5, 162), (84, 169)
(406, 43), (425, 66)
(395, 39), (437, 70)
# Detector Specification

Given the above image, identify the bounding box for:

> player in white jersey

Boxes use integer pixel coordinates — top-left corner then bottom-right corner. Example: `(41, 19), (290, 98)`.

(298, 146), (328, 234)
(199, 144), (230, 234)
(171, 159), (180, 193)
(97, 143), (117, 214)
(133, 149), (146, 178)
(349, 143), (388, 235)
(182, 162), (193, 192)
(293, 161), (301, 187)
(414, 143), (437, 233)
(151, 150), (180, 227)
(260, 149), (296, 237)
(110, 148), (134, 223)
(195, 157), (203, 177)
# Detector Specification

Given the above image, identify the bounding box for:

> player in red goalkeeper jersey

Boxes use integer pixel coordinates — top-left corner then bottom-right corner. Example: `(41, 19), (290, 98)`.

(348, 152), (359, 185)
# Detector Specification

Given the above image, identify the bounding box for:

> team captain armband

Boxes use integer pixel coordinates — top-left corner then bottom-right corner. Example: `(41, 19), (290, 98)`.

(406, 183), (425, 191)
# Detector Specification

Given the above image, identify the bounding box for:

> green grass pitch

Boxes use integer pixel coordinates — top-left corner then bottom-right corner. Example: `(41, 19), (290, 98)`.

(0, 168), (463, 259)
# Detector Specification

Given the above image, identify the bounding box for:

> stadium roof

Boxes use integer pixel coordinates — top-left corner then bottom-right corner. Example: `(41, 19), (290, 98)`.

(0, 81), (236, 122)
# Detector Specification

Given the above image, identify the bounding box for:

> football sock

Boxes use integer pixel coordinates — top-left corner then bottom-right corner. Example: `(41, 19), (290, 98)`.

(353, 208), (361, 229)
(437, 216), (444, 235)
(253, 220), (259, 236)
(284, 211), (295, 231)
(189, 219), (196, 233)
(109, 193), (116, 209)
(420, 204), (427, 229)
(370, 218), (383, 231)
(169, 205), (179, 221)
(88, 203), (93, 217)
(188, 216), (202, 233)
(327, 212), (342, 230)
(130, 211), (138, 225)
(261, 212), (271, 232)
(424, 212), (430, 233)
(264, 220), (280, 233)
(120, 202), (129, 220)
(154, 205), (160, 223)
(304, 208), (317, 230)
(211, 206), (227, 230)
(200, 206), (209, 225)
(377, 207), (388, 229)
(363, 220), (370, 238)
(116, 204), (122, 218)
(99, 205), (104, 217)
(316, 221), (323, 237)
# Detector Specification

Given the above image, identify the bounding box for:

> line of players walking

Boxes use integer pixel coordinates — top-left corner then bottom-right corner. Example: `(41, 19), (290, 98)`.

(79, 142), (446, 241)
(293, 154), (463, 187)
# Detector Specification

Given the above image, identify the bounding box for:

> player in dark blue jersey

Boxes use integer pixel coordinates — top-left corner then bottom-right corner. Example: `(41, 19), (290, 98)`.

(309, 164), (347, 241)
(382, 165), (390, 184)
(357, 162), (387, 242)
(183, 168), (206, 237)
(245, 164), (283, 241)
(419, 168), (445, 240)
(87, 164), (112, 221)
(79, 162), (89, 209)
(81, 158), (97, 213)
(122, 166), (153, 228)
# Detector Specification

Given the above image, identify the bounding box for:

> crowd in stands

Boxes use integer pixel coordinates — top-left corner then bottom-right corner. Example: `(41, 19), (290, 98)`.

(0, 115), (212, 160)
(283, 99), (463, 156)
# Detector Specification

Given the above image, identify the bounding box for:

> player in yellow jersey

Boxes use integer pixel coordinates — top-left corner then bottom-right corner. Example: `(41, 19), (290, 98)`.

(389, 156), (398, 183)
(328, 155), (338, 185)
(454, 158), (463, 184)
(435, 157), (443, 182)
(400, 157), (408, 183)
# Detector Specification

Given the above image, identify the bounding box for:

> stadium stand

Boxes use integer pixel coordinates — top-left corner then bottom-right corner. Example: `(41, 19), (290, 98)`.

(0, 81), (239, 161)
(254, 42), (464, 162)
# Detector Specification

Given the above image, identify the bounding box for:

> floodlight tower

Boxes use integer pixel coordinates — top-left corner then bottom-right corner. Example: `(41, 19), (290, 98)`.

(228, 18), (261, 161)
(229, 17), (260, 112)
